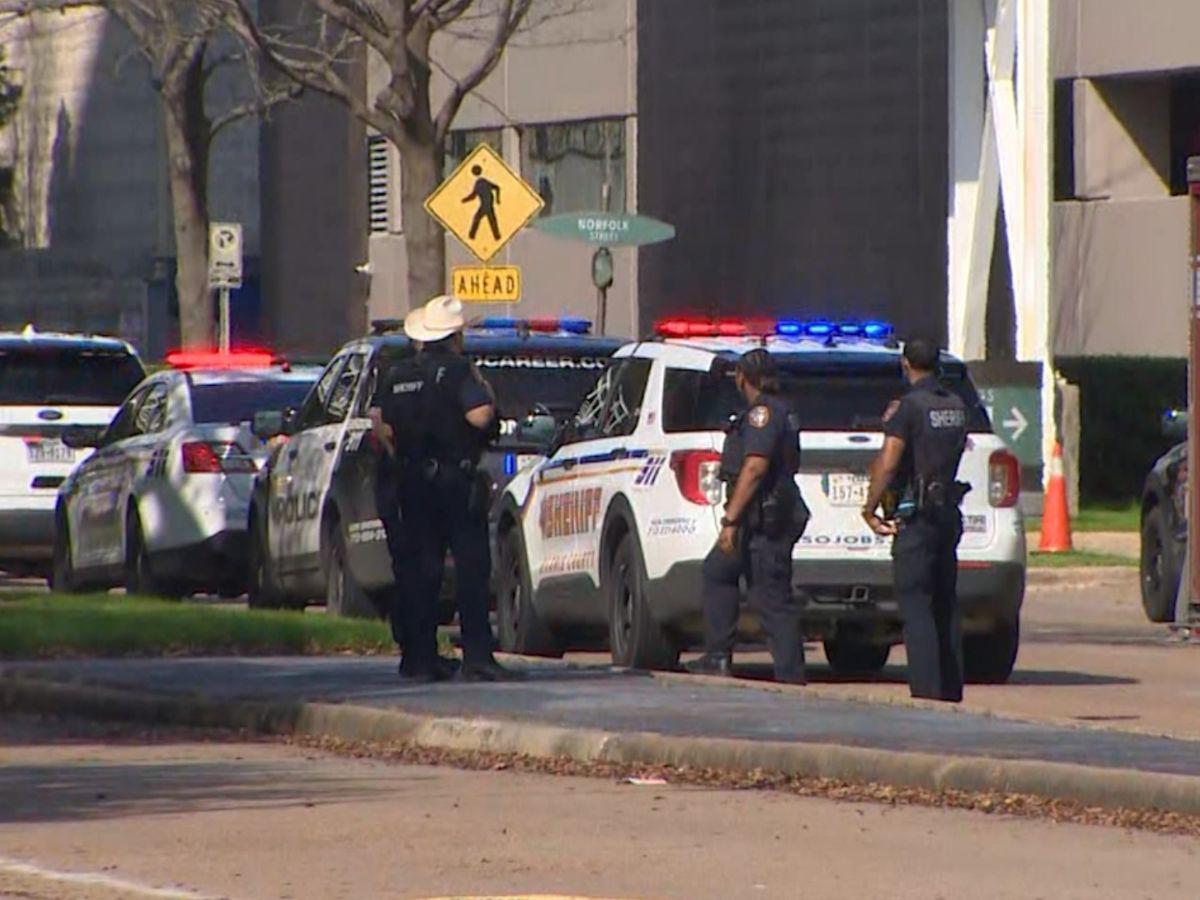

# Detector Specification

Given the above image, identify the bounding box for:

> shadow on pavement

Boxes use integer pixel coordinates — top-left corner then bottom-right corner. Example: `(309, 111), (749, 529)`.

(724, 663), (1137, 688)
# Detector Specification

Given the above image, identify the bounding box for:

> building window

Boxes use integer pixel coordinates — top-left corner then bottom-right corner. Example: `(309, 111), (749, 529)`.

(1053, 79), (1076, 201)
(520, 119), (626, 216)
(1170, 74), (1200, 196)
(445, 128), (503, 176)
(367, 135), (390, 234)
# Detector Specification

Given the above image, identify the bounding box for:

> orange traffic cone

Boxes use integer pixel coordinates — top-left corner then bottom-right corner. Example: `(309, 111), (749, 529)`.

(1038, 441), (1073, 553)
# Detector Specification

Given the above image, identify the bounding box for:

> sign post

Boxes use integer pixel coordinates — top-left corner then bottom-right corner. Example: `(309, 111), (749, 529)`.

(208, 222), (243, 352)
(1187, 156), (1200, 623)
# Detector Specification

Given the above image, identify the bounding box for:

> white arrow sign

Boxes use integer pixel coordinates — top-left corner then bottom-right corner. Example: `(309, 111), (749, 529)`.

(1002, 406), (1028, 443)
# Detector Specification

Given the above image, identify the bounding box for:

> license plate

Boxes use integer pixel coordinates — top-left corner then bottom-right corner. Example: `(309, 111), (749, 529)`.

(26, 440), (75, 465)
(824, 472), (869, 507)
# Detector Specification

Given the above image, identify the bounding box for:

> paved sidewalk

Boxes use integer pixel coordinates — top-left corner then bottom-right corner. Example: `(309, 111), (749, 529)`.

(6, 657), (1199, 779)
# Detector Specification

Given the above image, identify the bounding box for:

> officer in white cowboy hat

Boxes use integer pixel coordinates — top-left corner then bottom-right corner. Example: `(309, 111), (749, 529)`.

(373, 295), (519, 682)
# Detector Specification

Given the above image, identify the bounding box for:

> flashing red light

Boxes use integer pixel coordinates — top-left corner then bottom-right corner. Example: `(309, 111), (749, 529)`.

(525, 318), (561, 333)
(655, 317), (775, 338)
(166, 349), (275, 370)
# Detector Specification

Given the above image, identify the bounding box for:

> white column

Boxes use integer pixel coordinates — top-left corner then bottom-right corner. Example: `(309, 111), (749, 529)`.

(946, 0), (988, 360)
(1015, 0), (1056, 485)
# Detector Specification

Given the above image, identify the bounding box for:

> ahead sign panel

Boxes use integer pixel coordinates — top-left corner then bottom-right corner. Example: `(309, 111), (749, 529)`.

(209, 222), (243, 289)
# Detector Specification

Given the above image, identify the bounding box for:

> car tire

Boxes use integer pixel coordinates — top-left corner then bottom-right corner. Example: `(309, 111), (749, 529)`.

(963, 616), (1020, 684)
(124, 510), (183, 600)
(325, 521), (376, 619)
(823, 634), (891, 677)
(247, 514), (303, 611)
(608, 533), (679, 671)
(1140, 506), (1180, 624)
(49, 512), (84, 594)
(496, 526), (561, 657)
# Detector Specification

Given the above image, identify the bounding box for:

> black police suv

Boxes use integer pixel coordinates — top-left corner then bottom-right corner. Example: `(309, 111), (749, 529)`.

(246, 317), (623, 617)
(1140, 410), (1187, 623)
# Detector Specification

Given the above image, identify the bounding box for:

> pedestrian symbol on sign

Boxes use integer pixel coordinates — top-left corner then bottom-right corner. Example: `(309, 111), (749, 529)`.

(464, 165), (501, 241)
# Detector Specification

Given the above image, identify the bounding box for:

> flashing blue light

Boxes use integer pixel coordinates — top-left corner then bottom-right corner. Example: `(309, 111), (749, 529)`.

(503, 453), (518, 476)
(805, 320), (835, 337)
(479, 317), (520, 330)
(837, 321), (863, 336)
(862, 321), (894, 339)
(558, 317), (593, 334)
(776, 319), (804, 337)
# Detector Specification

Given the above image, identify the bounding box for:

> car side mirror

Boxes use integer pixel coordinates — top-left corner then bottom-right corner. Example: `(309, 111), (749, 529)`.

(62, 424), (105, 449)
(1163, 409), (1188, 442)
(517, 411), (558, 449)
(252, 409), (286, 440)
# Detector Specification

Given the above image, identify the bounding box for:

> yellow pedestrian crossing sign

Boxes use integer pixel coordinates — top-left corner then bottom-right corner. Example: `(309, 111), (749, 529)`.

(424, 143), (544, 263)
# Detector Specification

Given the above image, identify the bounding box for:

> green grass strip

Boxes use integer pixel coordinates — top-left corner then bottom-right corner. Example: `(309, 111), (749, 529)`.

(1026, 550), (1136, 569)
(1025, 502), (1141, 534)
(0, 593), (394, 659)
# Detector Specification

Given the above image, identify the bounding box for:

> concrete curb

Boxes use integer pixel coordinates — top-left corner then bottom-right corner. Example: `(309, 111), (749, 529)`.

(3, 673), (1200, 817)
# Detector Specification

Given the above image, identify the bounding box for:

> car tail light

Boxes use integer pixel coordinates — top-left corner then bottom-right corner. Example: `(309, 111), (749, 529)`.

(182, 441), (257, 474)
(670, 450), (723, 505)
(988, 450), (1020, 508)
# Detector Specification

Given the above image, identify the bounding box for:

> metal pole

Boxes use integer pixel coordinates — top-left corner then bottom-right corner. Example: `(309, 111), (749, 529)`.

(597, 284), (608, 335)
(218, 287), (231, 352)
(1186, 156), (1200, 613)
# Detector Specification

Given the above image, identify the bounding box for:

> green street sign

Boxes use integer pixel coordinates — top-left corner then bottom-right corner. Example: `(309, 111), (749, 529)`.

(533, 212), (675, 246)
(978, 385), (1042, 467)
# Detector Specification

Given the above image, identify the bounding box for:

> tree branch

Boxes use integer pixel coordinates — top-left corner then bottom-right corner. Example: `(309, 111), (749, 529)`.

(432, 0), (531, 145)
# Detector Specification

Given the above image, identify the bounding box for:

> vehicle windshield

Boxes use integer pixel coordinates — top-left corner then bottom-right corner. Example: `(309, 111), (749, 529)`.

(0, 346), (144, 406)
(189, 380), (315, 424)
(663, 357), (992, 433)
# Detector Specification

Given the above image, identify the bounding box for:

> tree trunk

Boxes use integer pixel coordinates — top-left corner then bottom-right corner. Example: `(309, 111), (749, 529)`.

(398, 133), (445, 309)
(161, 55), (213, 349)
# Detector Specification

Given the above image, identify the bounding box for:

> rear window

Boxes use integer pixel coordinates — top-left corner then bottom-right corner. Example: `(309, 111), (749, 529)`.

(471, 352), (612, 418)
(0, 346), (144, 406)
(189, 380), (315, 424)
(663, 359), (992, 434)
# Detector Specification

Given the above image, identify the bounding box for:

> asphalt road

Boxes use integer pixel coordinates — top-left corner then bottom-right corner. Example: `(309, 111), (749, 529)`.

(1, 716), (1197, 900)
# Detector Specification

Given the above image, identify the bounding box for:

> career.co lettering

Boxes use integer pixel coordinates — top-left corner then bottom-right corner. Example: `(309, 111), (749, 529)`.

(539, 487), (602, 539)
(475, 356), (607, 370)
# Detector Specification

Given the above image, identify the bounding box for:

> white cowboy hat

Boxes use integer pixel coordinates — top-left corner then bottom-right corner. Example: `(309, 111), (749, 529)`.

(403, 294), (466, 342)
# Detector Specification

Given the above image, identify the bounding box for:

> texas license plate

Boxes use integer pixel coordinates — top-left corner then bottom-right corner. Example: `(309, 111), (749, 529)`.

(824, 472), (869, 507)
(26, 440), (75, 465)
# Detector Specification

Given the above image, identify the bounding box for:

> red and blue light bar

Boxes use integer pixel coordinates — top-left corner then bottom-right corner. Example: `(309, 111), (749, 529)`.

(655, 318), (894, 340)
(476, 317), (593, 335)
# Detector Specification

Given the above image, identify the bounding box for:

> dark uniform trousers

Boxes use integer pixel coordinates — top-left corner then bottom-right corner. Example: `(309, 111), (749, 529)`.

(702, 529), (803, 680)
(397, 467), (493, 668)
(892, 506), (964, 702)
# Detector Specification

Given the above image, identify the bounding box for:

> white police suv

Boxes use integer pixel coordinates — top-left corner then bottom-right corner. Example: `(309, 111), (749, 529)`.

(247, 318), (624, 617)
(0, 327), (145, 578)
(53, 350), (318, 596)
(494, 317), (1027, 683)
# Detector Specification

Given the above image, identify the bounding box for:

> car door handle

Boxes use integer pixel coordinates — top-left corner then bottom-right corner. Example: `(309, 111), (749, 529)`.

(611, 447), (628, 460)
(561, 458), (577, 469)
(323, 441), (337, 453)
(288, 448), (299, 460)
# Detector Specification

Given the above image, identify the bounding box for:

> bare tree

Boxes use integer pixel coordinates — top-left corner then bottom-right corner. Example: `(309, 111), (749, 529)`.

(0, 0), (295, 347)
(231, 0), (535, 308)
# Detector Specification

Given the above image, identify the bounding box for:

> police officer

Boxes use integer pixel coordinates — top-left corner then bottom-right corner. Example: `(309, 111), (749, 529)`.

(375, 295), (519, 683)
(685, 349), (809, 684)
(369, 347), (447, 677)
(861, 337), (969, 702)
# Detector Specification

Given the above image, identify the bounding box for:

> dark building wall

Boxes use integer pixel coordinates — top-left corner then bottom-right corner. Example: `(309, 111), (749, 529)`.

(637, 0), (948, 338)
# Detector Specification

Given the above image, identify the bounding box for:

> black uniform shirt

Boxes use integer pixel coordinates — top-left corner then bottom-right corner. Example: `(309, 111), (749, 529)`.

(883, 374), (968, 491)
(720, 393), (798, 496)
(422, 347), (494, 464)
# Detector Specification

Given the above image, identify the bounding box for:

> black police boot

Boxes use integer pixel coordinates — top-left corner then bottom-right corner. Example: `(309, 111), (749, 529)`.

(461, 657), (525, 682)
(399, 655), (460, 684)
(684, 652), (733, 677)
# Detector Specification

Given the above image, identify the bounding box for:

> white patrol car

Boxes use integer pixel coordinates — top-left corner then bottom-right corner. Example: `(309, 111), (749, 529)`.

(494, 317), (1027, 683)
(0, 327), (144, 577)
(53, 350), (318, 597)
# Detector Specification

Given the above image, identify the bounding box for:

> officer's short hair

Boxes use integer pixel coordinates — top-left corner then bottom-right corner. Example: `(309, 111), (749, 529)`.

(736, 349), (780, 394)
(902, 337), (940, 373)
